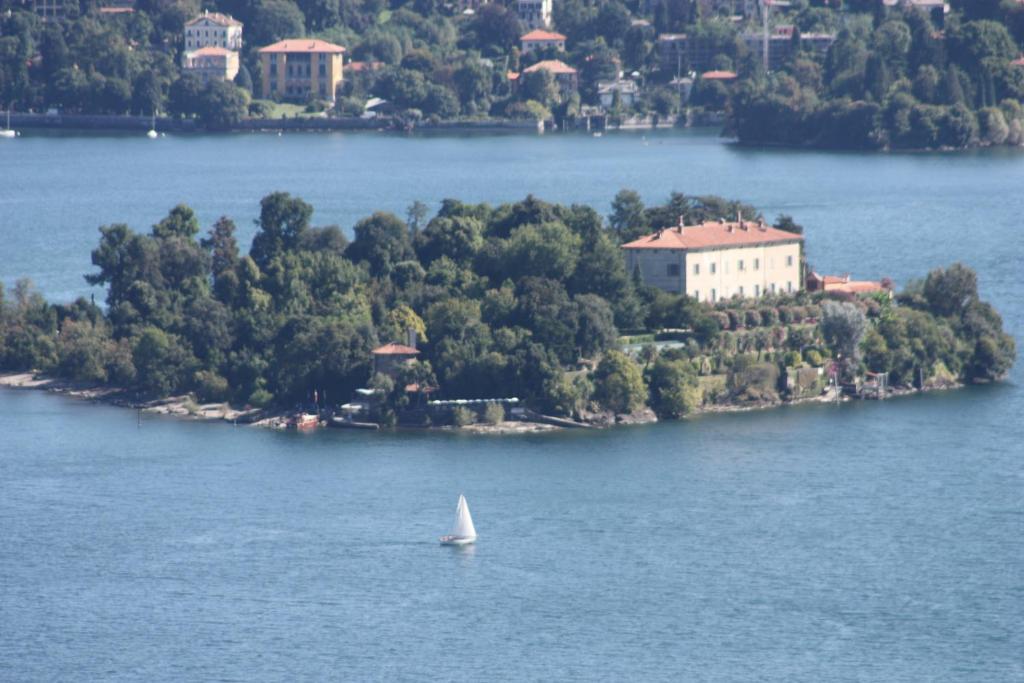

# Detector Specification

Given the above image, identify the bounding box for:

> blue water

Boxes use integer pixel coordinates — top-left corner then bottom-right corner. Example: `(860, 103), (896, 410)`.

(1, 130), (1023, 680)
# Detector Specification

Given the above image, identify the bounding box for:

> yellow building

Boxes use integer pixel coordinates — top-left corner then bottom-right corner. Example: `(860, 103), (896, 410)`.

(622, 219), (803, 303)
(258, 39), (346, 103)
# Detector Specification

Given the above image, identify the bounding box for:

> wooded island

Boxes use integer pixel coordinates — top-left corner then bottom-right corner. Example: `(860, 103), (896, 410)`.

(0, 191), (1015, 427)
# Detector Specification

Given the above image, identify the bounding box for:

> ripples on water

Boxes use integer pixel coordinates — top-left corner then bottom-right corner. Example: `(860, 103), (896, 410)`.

(0, 131), (1022, 680)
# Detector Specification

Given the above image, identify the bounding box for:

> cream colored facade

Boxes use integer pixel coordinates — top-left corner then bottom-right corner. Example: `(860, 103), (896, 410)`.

(680, 242), (802, 302)
(182, 48), (240, 83)
(184, 12), (243, 51)
(621, 221), (803, 303)
(259, 40), (346, 103)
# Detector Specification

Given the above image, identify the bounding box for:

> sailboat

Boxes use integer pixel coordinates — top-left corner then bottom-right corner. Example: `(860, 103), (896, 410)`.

(0, 108), (16, 139)
(146, 112), (158, 139)
(439, 494), (477, 546)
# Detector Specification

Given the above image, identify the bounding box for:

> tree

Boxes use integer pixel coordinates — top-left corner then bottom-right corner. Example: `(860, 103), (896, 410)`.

(820, 301), (866, 378)
(574, 294), (617, 358)
(132, 326), (196, 396)
(609, 189), (648, 242)
(499, 221), (582, 281)
(167, 74), (204, 118)
(415, 215), (484, 265)
(132, 70), (163, 116)
(197, 80), (249, 129)
(649, 356), (700, 418)
(234, 64), (253, 93)
(469, 3), (522, 56)
(922, 263), (978, 318)
(250, 192), (313, 270)
(519, 68), (559, 107)
(593, 349), (646, 414)
(153, 204), (200, 239)
(249, 0), (306, 46)
(346, 212), (415, 277)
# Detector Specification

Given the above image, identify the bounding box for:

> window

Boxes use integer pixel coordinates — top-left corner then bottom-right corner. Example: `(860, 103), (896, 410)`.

(319, 62), (326, 77)
(787, 281), (793, 293)
(770, 283), (776, 294)
(786, 255), (794, 267)
(738, 259), (745, 271)
(710, 262), (716, 274)
(667, 263), (680, 277)
(711, 288), (717, 302)
(693, 290), (699, 301)
(739, 286), (744, 296)
(693, 263), (700, 275)
(754, 258), (760, 271)
(269, 64), (277, 76)
(754, 284), (760, 297)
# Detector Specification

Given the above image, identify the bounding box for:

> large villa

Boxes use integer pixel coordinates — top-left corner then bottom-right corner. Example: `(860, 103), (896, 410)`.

(621, 219), (804, 303)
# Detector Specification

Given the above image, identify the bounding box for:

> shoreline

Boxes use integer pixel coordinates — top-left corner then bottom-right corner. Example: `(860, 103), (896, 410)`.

(0, 370), (963, 434)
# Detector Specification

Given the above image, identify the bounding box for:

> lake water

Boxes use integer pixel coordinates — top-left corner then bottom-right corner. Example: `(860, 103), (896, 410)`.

(1, 130), (1022, 680)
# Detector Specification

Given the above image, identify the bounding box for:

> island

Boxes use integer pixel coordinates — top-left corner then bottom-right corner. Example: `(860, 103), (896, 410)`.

(0, 190), (1015, 430)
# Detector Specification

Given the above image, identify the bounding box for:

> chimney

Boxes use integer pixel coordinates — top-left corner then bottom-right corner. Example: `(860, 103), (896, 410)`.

(758, 218), (767, 231)
(407, 329), (418, 350)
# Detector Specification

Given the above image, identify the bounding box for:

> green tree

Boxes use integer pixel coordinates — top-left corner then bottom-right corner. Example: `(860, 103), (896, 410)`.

(593, 349), (647, 414)
(347, 212), (415, 277)
(649, 356), (700, 418)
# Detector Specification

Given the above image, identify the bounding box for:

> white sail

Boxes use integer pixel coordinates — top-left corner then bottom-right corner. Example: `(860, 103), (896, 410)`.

(451, 494), (477, 539)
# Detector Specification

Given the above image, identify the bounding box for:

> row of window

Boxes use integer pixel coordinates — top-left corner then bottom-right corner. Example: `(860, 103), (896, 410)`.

(692, 282), (794, 302)
(269, 64), (327, 77)
(689, 254), (794, 276)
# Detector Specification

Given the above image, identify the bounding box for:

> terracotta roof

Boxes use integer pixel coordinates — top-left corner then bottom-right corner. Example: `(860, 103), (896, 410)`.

(188, 46), (233, 57)
(186, 11), (242, 27)
(259, 39), (346, 54)
(347, 60), (383, 72)
(621, 221), (803, 250)
(372, 343), (420, 355)
(701, 70), (738, 80)
(523, 59), (577, 75)
(1012, 57), (1024, 67)
(521, 29), (567, 41)
(832, 281), (887, 294)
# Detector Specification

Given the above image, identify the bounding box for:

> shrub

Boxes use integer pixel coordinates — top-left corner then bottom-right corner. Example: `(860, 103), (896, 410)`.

(483, 402), (506, 425)
(778, 306), (793, 324)
(744, 309), (762, 327)
(248, 388), (273, 408)
(804, 349), (824, 367)
(784, 350), (802, 367)
(727, 310), (742, 330)
(193, 370), (229, 402)
(452, 407), (476, 426)
(760, 308), (779, 326)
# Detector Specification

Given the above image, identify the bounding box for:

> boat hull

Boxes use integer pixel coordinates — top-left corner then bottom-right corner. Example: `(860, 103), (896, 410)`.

(439, 535), (476, 546)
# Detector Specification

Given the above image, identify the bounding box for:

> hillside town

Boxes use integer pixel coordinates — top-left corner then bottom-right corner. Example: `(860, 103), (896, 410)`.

(3, 0), (1024, 146)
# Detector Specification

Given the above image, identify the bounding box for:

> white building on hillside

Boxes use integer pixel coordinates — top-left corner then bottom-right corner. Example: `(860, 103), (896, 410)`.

(517, 0), (552, 30)
(184, 11), (243, 52)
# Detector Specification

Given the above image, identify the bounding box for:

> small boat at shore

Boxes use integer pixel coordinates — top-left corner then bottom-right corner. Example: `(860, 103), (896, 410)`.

(1, 109), (16, 138)
(287, 413), (319, 430)
(439, 494), (477, 546)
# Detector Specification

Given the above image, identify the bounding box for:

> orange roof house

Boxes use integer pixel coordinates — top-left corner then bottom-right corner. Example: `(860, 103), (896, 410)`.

(700, 70), (738, 81)
(521, 29), (567, 54)
(622, 219), (805, 302)
(621, 220), (802, 251)
(372, 343), (420, 379)
(806, 272), (891, 296)
(258, 39), (346, 103)
(258, 39), (346, 54)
